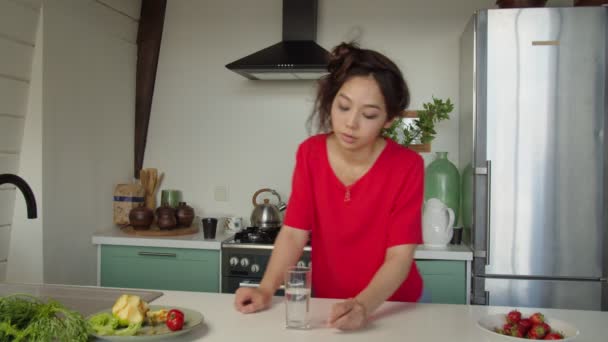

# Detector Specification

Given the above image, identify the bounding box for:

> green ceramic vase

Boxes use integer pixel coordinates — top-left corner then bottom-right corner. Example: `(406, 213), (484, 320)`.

(424, 152), (460, 225)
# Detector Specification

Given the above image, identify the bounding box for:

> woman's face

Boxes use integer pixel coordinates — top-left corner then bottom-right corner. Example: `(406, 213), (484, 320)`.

(330, 75), (393, 151)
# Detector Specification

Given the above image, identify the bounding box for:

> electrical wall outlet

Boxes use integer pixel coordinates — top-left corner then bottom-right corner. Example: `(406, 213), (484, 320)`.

(214, 185), (228, 202)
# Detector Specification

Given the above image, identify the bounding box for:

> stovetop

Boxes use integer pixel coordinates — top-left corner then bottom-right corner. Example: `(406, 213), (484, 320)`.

(232, 226), (279, 244)
(222, 226), (311, 250)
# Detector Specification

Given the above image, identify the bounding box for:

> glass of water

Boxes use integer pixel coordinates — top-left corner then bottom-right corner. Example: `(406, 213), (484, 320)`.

(284, 266), (311, 329)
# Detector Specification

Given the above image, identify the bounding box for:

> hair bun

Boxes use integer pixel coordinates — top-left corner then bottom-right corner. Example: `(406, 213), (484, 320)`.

(327, 42), (360, 74)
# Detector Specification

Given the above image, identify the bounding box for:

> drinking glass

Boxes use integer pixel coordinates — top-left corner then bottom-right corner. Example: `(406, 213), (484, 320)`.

(202, 218), (218, 239)
(284, 266), (311, 329)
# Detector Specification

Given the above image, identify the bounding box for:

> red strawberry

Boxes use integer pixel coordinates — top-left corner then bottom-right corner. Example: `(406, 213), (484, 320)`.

(507, 310), (522, 324)
(541, 322), (551, 334)
(527, 324), (548, 339)
(530, 312), (545, 325)
(503, 323), (514, 332)
(519, 318), (533, 332)
(508, 324), (527, 338)
(544, 332), (564, 339)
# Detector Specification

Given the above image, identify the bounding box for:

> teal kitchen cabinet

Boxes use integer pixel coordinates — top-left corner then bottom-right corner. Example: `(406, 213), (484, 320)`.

(100, 245), (219, 292)
(417, 260), (466, 304)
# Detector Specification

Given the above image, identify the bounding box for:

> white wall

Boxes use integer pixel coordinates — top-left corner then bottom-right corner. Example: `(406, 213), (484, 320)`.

(147, 0), (572, 225)
(0, 0), (41, 281)
(146, 0), (312, 222)
(42, 0), (139, 285)
(7, 7), (43, 284)
(2, 0), (574, 284)
(145, 0), (499, 224)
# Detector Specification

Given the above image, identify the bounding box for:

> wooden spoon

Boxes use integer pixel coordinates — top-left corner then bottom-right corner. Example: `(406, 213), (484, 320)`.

(145, 168), (157, 209)
(140, 169), (148, 192)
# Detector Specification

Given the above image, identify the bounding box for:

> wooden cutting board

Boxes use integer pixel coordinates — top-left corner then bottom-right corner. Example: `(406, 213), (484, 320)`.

(121, 224), (199, 236)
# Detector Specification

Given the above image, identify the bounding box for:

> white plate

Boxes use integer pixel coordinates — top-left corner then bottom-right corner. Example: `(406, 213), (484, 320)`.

(477, 313), (579, 341)
(90, 305), (204, 341)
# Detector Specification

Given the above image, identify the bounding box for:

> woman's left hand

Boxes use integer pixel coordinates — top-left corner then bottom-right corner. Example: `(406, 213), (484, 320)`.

(327, 298), (368, 330)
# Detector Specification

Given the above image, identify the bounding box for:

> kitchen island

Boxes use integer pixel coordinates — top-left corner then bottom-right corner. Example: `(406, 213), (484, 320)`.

(143, 290), (606, 341)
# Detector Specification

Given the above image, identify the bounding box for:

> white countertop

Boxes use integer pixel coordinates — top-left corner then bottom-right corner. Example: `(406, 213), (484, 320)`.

(92, 228), (472, 260)
(145, 290), (607, 342)
(415, 243), (472, 261)
(91, 227), (234, 250)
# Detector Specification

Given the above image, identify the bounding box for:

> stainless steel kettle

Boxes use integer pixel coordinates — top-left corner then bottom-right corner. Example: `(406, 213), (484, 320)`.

(250, 188), (286, 229)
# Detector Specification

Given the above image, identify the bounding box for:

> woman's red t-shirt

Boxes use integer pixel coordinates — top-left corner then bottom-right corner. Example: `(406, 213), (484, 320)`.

(283, 133), (424, 302)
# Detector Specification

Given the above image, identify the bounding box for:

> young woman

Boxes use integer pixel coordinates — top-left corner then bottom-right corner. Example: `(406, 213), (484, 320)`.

(234, 42), (424, 331)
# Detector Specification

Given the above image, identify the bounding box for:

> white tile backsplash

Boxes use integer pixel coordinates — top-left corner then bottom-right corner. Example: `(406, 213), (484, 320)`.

(0, 225), (10, 261)
(0, 189), (16, 226)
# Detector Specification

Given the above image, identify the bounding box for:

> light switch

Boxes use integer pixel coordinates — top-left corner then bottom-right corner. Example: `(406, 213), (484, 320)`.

(214, 185), (228, 202)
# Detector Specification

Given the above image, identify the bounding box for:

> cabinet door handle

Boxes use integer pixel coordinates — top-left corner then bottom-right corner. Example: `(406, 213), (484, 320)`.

(137, 252), (177, 258)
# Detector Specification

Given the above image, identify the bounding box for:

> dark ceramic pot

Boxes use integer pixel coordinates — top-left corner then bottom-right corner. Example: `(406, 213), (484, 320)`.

(156, 204), (177, 229)
(157, 213), (177, 230)
(175, 202), (195, 227)
(129, 205), (154, 230)
(156, 204), (175, 217)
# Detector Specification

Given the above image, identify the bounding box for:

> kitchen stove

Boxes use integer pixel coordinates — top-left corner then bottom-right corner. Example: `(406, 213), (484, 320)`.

(233, 226), (280, 244)
(221, 227), (311, 294)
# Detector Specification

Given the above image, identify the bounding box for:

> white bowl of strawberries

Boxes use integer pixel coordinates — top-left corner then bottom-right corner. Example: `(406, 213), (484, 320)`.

(477, 310), (580, 340)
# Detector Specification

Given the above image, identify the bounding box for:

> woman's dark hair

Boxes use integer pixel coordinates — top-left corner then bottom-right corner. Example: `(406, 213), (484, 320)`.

(307, 42), (410, 134)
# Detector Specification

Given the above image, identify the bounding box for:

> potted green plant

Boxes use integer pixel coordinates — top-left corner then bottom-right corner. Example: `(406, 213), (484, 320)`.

(383, 96), (454, 151)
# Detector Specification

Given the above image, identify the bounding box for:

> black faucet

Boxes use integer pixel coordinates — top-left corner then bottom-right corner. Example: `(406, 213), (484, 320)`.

(0, 174), (37, 219)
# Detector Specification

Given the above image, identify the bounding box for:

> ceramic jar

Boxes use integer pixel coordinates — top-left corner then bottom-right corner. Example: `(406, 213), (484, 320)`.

(156, 204), (177, 229)
(129, 204), (154, 230)
(425, 152), (460, 225)
(422, 198), (455, 247)
(175, 202), (195, 227)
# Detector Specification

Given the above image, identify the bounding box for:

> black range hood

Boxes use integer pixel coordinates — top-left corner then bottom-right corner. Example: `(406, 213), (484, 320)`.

(225, 0), (330, 80)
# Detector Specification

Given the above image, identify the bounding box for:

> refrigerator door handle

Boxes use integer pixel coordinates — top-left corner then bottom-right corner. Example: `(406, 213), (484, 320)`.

(482, 160), (492, 265)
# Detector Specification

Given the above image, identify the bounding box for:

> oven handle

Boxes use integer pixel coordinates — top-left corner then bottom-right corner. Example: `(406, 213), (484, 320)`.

(239, 280), (285, 290)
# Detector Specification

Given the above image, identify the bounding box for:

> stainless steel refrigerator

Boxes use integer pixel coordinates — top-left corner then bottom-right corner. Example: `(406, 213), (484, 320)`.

(459, 7), (607, 311)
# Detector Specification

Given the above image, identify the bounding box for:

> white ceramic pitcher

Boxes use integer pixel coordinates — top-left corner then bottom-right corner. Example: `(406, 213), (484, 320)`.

(422, 198), (455, 247)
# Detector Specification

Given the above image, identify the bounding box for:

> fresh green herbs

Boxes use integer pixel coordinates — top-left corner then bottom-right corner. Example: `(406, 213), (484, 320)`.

(0, 294), (89, 342)
(88, 312), (141, 336)
(88, 312), (119, 336)
(383, 97), (454, 146)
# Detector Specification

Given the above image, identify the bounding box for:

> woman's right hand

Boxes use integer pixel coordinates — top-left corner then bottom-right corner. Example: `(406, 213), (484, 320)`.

(234, 287), (272, 314)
